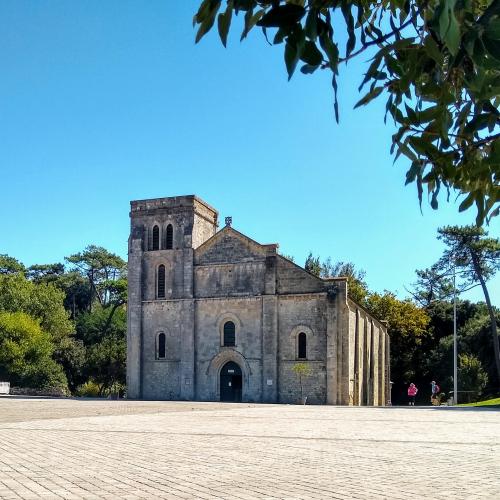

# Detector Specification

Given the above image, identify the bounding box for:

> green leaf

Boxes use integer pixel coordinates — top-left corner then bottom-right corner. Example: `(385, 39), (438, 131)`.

(482, 36), (500, 62)
(417, 106), (439, 124)
(409, 136), (440, 158)
(341, 3), (356, 57)
(416, 170), (423, 210)
(430, 181), (440, 210)
(300, 41), (323, 66)
(241, 8), (265, 41)
(405, 104), (418, 125)
(459, 193), (475, 212)
(273, 26), (288, 45)
(233, 0), (253, 12)
(305, 9), (318, 41)
(485, 19), (500, 40)
(439, 0), (460, 55)
(194, 0), (215, 25)
(332, 74), (339, 123)
(405, 161), (421, 184)
(354, 86), (384, 108)
(465, 114), (492, 133)
(285, 41), (299, 80)
(399, 143), (418, 165)
(490, 139), (500, 163)
(300, 63), (319, 75)
(358, 55), (382, 91)
(217, 1), (233, 48)
(319, 32), (339, 71)
(424, 35), (444, 64)
(256, 4), (305, 28)
(195, 1), (222, 44)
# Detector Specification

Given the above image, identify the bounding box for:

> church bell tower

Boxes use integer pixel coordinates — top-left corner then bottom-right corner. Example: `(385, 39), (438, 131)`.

(127, 195), (218, 399)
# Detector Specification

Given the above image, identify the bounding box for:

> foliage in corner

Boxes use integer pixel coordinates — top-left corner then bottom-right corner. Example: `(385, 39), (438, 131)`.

(194, 0), (500, 224)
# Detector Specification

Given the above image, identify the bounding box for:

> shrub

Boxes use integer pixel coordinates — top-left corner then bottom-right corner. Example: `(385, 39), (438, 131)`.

(458, 353), (488, 402)
(0, 311), (68, 391)
(75, 380), (101, 397)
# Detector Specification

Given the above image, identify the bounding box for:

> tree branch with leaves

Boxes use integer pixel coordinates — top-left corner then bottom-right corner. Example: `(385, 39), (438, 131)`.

(194, 0), (500, 225)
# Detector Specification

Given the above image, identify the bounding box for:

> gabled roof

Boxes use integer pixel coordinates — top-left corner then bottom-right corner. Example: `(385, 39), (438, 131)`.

(194, 226), (277, 265)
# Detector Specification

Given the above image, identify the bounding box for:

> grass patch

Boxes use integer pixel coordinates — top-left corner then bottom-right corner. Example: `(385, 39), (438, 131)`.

(458, 397), (500, 408)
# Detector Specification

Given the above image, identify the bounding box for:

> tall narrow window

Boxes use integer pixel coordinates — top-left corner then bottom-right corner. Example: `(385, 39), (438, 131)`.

(298, 332), (307, 359)
(152, 225), (160, 250)
(157, 265), (166, 298)
(157, 333), (166, 359)
(166, 224), (173, 249)
(223, 321), (235, 347)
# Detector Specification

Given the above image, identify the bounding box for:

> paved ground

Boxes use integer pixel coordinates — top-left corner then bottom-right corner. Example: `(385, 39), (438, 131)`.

(0, 398), (498, 499)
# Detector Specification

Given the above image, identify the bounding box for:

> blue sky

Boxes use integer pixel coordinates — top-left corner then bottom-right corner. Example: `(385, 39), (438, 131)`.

(0, 1), (498, 306)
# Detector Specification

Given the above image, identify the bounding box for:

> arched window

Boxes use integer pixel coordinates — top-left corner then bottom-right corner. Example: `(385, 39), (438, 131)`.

(152, 225), (160, 250)
(166, 224), (173, 249)
(157, 265), (165, 298)
(223, 321), (235, 347)
(157, 332), (166, 359)
(298, 332), (307, 359)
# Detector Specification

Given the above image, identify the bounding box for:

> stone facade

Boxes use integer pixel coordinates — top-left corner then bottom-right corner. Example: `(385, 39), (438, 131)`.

(127, 195), (390, 405)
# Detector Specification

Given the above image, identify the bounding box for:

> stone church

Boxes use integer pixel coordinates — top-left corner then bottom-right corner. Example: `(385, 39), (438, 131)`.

(127, 195), (390, 405)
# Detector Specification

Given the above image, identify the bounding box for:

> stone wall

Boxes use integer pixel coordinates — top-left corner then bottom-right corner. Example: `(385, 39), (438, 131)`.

(192, 198), (218, 249)
(141, 300), (183, 400)
(194, 262), (266, 298)
(345, 298), (388, 406)
(195, 297), (263, 402)
(278, 294), (327, 405)
(276, 257), (325, 294)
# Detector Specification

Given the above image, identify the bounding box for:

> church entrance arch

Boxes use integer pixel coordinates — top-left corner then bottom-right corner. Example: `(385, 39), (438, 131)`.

(220, 361), (242, 402)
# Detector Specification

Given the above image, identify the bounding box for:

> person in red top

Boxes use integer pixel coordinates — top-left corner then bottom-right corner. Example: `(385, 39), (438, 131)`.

(408, 383), (418, 406)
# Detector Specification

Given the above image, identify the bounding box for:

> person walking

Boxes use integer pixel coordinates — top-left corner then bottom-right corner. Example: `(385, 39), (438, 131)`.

(407, 383), (418, 406)
(431, 381), (440, 405)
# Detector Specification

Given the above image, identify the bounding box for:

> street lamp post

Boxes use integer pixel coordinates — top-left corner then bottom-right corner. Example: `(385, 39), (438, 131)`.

(453, 258), (458, 405)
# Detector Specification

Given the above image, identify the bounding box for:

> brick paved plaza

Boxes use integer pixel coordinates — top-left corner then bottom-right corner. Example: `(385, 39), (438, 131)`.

(0, 398), (498, 499)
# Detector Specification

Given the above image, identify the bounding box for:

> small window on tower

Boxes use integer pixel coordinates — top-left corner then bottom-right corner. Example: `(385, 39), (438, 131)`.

(152, 225), (160, 251)
(157, 332), (166, 359)
(166, 224), (173, 249)
(157, 265), (166, 299)
(223, 321), (236, 347)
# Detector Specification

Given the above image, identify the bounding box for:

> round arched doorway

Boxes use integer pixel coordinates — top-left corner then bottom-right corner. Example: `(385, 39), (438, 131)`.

(220, 361), (242, 402)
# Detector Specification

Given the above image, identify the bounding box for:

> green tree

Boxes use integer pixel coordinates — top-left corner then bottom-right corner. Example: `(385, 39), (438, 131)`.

(58, 272), (92, 319)
(292, 362), (312, 402)
(322, 259), (369, 304)
(365, 291), (430, 398)
(27, 263), (65, 284)
(0, 270), (82, 391)
(0, 311), (67, 390)
(76, 306), (127, 395)
(411, 264), (456, 307)
(62, 246), (128, 395)
(459, 306), (500, 389)
(304, 253), (369, 303)
(66, 245), (126, 311)
(458, 352), (489, 400)
(435, 225), (500, 386)
(304, 252), (322, 276)
(194, 0), (500, 224)
(428, 337), (489, 401)
(55, 335), (86, 393)
(0, 254), (25, 275)
(0, 272), (73, 343)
